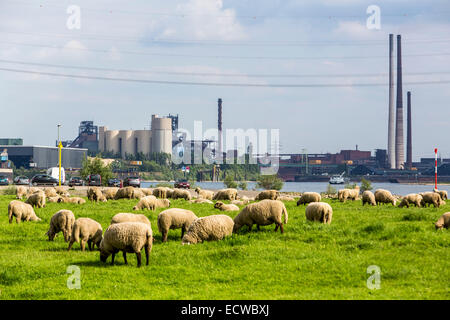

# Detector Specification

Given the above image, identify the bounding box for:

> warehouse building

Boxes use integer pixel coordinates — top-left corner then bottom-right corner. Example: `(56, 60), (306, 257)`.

(0, 145), (87, 169)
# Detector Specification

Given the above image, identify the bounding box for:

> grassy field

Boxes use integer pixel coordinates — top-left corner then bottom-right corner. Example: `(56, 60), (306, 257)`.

(0, 194), (449, 300)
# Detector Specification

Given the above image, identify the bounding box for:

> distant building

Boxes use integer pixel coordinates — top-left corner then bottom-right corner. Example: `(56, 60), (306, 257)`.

(0, 138), (23, 146)
(66, 121), (99, 153)
(98, 115), (172, 159)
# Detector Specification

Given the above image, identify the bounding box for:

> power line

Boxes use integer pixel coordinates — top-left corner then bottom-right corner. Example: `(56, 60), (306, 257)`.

(2, 40), (450, 61)
(1, 58), (450, 78)
(1, 66), (449, 87)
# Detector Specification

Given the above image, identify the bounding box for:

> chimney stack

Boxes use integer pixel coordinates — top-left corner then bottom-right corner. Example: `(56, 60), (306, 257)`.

(406, 91), (412, 170)
(218, 98), (223, 159)
(395, 34), (405, 169)
(387, 34), (395, 169)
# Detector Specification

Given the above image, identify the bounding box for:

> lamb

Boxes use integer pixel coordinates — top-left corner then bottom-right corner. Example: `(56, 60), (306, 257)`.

(102, 188), (118, 200)
(110, 212), (151, 226)
(181, 214), (234, 244)
(100, 222), (153, 267)
(133, 195), (157, 211)
(214, 201), (240, 211)
(338, 186), (360, 202)
(361, 191), (376, 206)
(305, 202), (333, 224)
(255, 190), (278, 200)
(157, 208), (198, 242)
(88, 187), (107, 202)
(68, 218), (103, 251)
(16, 186), (27, 199)
(25, 191), (46, 208)
(296, 192), (321, 206)
(374, 189), (397, 206)
(189, 198), (213, 204)
(114, 186), (135, 200)
(434, 189), (448, 201)
(171, 188), (192, 201)
(58, 197), (86, 204)
(213, 188), (238, 201)
(46, 210), (75, 241)
(421, 192), (443, 208)
(233, 199), (288, 233)
(195, 187), (214, 200)
(435, 212), (450, 230)
(398, 193), (423, 208)
(8, 200), (41, 224)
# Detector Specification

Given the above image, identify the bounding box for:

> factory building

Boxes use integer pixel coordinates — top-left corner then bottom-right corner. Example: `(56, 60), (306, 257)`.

(98, 115), (172, 159)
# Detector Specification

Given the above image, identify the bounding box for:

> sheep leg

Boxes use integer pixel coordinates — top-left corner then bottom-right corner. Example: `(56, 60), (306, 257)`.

(88, 240), (92, 251)
(274, 224), (278, 232)
(136, 252), (142, 268)
(80, 240), (86, 252)
(248, 224), (253, 232)
(123, 252), (128, 265)
(67, 240), (74, 251)
(162, 231), (168, 243)
(145, 244), (150, 266)
(111, 253), (116, 265)
(181, 226), (186, 239)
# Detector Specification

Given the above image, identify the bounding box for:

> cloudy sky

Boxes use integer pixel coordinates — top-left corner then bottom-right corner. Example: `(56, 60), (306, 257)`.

(0, 0), (449, 161)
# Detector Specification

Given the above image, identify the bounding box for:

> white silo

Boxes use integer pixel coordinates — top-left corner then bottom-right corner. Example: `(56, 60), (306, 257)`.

(151, 115), (172, 154)
(134, 130), (152, 155)
(105, 129), (119, 154)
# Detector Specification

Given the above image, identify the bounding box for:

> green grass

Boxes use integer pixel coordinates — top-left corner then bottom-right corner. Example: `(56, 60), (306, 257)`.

(0, 195), (449, 300)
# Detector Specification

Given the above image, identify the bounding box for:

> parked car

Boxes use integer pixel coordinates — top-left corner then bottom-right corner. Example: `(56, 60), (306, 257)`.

(123, 176), (141, 188)
(87, 174), (102, 186)
(108, 178), (121, 187)
(31, 174), (58, 186)
(0, 175), (9, 186)
(68, 176), (84, 187)
(174, 179), (190, 189)
(14, 176), (30, 185)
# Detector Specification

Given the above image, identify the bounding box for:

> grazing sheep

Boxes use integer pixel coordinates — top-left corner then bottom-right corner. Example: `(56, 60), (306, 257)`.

(305, 202), (333, 224)
(398, 193), (423, 208)
(102, 188), (118, 200)
(132, 188), (146, 200)
(47, 195), (63, 203)
(58, 197), (86, 204)
(55, 186), (69, 196)
(338, 186), (360, 202)
(100, 222), (153, 267)
(46, 210), (75, 241)
(25, 191), (46, 208)
(68, 218), (103, 251)
(255, 190), (279, 200)
(152, 187), (173, 199)
(421, 192), (442, 208)
(111, 212), (151, 226)
(141, 188), (154, 196)
(214, 201), (240, 211)
(8, 200), (41, 224)
(435, 212), (450, 230)
(189, 198), (213, 204)
(155, 198), (171, 209)
(181, 214), (234, 244)
(361, 191), (376, 206)
(233, 199), (288, 233)
(434, 189), (448, 201)
(114, 186), (135, 200)
(44, 187), (58, 198)
(26, 187), (41, 197)
(171, 188), (192, 201)
(16, 186), (27, 199)
(133, 195), (157, 211)
(157, 208), (198, 242)
(213, 188), (238, 201)
(231, 200), (247, 206)
(374, 189), (397, 206)
(277, 195), (295, 202)
(195, 187), (214, 200)
(88, 187), (107, 202)
(297, 192), (321, 206)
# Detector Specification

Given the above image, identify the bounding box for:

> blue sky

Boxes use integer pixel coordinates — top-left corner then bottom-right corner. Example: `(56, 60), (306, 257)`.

(0, 0), (449, 161)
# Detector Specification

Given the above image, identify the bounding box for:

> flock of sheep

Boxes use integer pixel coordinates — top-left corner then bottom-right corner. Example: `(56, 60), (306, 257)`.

(5, 184), (450, 267)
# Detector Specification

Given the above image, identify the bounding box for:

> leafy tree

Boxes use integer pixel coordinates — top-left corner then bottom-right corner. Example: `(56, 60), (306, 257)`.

(238, 181), (248, 190)
(224, 175), (238, 189)
(256, 175), (284, 191)
(80, 157), (114, 186)
(360, 178), (373, 192)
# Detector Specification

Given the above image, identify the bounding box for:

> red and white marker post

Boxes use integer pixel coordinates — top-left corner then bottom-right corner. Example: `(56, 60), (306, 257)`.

(435, 148), (438, 190)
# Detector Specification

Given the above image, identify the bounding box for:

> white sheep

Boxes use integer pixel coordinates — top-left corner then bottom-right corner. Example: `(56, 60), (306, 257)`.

(435, 212), (450, 230)
(25, 191), (46, 208)
(8, 200), (41, 224)
(181, 214), (234, 244)
(421, 192), (443, 208)
(133, 195), (157, 211)
(46, 209), (75, 242)
(213, 188), (238, 201)
(255, 190), (279, 200)
(361, 191), (376, 206)
(195, 187), (214, 200)
(68, 218), (103, 251)
(100, 222), (153, 267)
(171, 188), (192, 201)
(305, 202), (333, 224)
(433, 189), (448, 201)
(16, 186), (27, 199)
(398, 193), (423, 208)
(296, 192), (321, 206)
(233, 199), (288, 233)
(214, 201), (240, 211)
(157, 208), (198, 242)
(110, 213), (151, 226)
(374, 189), (396, 206)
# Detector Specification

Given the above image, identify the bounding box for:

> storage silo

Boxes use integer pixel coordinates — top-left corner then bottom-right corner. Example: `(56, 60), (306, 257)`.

(104, 129), (119, 154)
(118, 130), (134, 158)
(151, 115), (172, 154)
(134, 130), (152, 155)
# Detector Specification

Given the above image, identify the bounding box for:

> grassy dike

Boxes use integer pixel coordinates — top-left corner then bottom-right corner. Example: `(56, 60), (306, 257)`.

(0, 194), (448, 300)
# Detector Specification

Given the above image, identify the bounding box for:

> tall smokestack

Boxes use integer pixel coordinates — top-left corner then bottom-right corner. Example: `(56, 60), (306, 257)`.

(406, 91), (412, 170)
(218, 98), (223, 159)
(387, 34), (395, 169)
(395, 34), (405, 169)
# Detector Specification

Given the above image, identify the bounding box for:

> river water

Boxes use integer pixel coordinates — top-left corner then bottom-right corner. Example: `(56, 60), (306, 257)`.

(141, 181), (449, 195)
